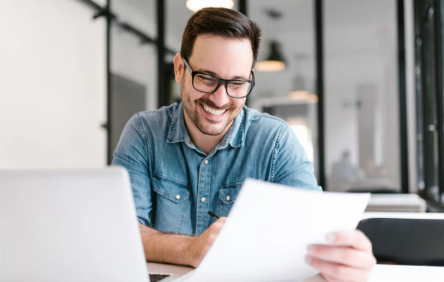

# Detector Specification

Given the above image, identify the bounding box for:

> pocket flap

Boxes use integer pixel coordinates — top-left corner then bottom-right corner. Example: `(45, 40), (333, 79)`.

(218, 186), (241, 204)
(152, 176), (190, 203)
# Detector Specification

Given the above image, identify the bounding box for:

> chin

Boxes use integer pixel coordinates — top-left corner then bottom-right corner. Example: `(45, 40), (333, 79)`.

(198, 123), (227, 136)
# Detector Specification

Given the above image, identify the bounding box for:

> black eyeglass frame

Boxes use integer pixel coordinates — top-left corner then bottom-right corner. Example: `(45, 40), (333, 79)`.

(183, 58), (255, 99)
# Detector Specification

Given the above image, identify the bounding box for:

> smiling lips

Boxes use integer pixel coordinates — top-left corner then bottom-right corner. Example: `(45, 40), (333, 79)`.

(202, 103), (227, 116)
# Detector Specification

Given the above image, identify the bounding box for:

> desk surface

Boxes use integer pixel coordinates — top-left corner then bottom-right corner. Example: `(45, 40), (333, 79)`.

(147, 212), (444, 282)
(147, 263), (444, 282)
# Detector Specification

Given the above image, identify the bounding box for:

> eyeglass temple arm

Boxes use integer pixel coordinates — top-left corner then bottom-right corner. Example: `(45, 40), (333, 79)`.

(183, 58), (193, 73)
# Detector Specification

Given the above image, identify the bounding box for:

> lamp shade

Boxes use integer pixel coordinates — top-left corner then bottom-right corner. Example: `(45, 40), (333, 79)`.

(289, 75), (318, 103)
(256, 41), (286, 72)
(186, 0), (234, 12)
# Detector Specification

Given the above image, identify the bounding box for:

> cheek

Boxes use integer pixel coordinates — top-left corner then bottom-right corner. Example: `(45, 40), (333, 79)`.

(182, 74), (195, 96)
(231, 99), (246, 111)
(187, 91), (208, 106)
(182, 82), (198, 100)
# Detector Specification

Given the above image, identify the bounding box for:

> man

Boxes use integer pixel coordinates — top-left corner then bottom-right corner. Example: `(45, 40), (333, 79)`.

(112, 8), (376, 282)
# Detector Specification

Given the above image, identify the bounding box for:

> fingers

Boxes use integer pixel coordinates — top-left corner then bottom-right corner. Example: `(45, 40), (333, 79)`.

(306, 256), (370, 282)
(215, 217), (227, 224)
(206, 217), (228, 242)
(188, 217), (228, 268)
(208, 217), (227, 232)
(307, 245), (376, 269)
(326, 230), (373, 252)
(305, 231), (376, 282)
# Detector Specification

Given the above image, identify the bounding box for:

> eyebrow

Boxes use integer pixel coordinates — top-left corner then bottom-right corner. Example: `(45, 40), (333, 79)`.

(196, 68), (248, 80)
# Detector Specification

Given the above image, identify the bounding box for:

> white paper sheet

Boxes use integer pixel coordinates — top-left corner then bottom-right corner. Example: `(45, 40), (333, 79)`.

(186, 179), (370, 282)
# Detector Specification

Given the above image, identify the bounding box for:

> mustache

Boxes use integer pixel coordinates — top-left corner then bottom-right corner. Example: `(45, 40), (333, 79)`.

(195, 98), (233, 111)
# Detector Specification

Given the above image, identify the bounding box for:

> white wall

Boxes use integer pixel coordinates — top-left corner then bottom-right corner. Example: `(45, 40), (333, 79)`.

(0, 0), (107, 169)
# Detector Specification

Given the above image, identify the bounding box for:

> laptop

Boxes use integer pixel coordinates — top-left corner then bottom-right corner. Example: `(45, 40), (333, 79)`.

(0, 168), (187, 282)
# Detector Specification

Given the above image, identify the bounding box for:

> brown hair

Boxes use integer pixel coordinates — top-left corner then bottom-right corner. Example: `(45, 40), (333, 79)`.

(180, 8), (262, 67)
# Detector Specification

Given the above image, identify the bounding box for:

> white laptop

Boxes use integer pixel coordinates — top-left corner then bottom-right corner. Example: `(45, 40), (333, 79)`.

(0, 168), (186, 282)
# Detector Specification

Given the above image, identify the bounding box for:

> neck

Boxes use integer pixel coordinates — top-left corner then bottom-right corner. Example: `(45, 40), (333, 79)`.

(183, 112), (233, 155)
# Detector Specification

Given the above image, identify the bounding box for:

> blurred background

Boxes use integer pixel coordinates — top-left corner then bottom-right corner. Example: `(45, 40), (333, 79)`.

(1, 0), (444, 212)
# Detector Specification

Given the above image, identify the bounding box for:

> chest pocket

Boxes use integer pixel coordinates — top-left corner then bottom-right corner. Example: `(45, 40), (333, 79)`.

(218, 182), (243, 217)
(152, 175), (191, 234)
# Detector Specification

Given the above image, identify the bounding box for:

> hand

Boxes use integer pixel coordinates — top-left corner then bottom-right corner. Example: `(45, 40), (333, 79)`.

(305, 230), (376, 282)
(186, 217), (227, 268)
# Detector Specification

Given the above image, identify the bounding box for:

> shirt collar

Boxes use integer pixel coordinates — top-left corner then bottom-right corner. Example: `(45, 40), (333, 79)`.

(166, 103), (245, 149)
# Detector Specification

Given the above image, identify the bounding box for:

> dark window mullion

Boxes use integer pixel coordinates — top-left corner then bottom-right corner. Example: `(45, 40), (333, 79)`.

(422, 6), (437, 201)
(397, 0), (409, 193)
(437, 0), (444, 203)
(415, 0), (425, 198)
(420, 1), (441, 204)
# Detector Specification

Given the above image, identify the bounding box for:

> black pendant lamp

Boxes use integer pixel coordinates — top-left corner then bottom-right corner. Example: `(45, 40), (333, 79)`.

(256, 41), (287, 72)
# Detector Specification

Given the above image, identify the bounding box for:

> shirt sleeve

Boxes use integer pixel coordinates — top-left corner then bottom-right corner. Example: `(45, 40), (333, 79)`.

(111, 113), (154, 226)
(270, 122), (322, 192)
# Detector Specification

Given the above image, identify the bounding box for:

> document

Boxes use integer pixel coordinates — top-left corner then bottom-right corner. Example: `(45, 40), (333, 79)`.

(187, 179), (370, 282)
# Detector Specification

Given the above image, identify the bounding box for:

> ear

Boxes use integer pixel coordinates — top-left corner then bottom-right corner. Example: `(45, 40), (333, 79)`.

(173, 53), (184, 84)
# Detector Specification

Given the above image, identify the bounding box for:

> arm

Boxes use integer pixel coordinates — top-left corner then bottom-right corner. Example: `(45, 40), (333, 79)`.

(112, 114), (225, 267)
(139, 224), (192, 265)
(139, 218), (226, 267)
(270, 122), (321, 191)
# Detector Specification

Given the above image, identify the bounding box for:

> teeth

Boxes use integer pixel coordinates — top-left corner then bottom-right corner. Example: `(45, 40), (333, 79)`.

(202, 104), (226, 116)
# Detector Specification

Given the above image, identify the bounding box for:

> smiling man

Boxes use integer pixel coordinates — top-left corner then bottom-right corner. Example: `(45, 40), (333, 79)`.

(112, 7), (376, 282)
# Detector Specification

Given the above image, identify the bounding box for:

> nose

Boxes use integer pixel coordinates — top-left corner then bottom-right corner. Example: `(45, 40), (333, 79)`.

(210, 84), (230, 107)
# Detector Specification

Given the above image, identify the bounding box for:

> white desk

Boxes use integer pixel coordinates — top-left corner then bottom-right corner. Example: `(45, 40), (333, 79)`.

(147, 212), (444, 282)
(147, 263), (444, 282)
(366, 194), (427, 212)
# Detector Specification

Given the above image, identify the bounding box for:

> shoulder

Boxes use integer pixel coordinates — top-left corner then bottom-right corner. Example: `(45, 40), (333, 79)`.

(243, 106), (290, 136)
(135, 103), (179, 128)
(123, 103), (179, 145)
(241, 106), (296, 152)
(132, 104), (179, 132)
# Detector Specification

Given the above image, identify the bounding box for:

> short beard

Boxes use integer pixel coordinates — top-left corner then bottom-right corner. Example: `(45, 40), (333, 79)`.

(181, 81), (236, 136)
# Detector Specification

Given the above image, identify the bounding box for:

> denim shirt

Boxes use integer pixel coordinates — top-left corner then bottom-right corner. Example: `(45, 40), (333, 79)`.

(112, 103), (321, 236)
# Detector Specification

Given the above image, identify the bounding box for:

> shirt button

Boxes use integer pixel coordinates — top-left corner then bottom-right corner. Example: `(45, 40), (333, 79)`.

(226, 195), (231, 201)
(176, 195), (181, 200)
(204, 160), (209, 165)
(201, 197), (206, 202)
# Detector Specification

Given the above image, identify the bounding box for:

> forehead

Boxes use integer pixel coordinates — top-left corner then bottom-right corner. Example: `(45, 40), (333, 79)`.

(189, 35), (253, 77)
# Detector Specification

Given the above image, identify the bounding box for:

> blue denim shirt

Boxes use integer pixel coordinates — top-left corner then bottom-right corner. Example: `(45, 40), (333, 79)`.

(112, 103), (321, 236)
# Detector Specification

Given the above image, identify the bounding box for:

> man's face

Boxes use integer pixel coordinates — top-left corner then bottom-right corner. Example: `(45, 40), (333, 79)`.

(177, 35), (253, 136)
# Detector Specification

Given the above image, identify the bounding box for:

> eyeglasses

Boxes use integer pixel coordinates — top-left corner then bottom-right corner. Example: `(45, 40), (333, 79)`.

(183, 58), (255, 99)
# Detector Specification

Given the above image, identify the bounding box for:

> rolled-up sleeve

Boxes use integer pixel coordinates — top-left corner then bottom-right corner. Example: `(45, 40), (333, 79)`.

(271, 122), (322, 192)
(111, 113), (154, 226)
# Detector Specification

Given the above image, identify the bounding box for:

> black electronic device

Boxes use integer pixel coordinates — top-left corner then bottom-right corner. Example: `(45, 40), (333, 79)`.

(357, 218), (444, 266)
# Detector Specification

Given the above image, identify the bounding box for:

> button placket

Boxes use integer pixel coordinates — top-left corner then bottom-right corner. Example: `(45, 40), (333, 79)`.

(196, 157), (212, 235)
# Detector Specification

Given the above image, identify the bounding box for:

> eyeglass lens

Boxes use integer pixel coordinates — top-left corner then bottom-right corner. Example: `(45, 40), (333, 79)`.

(193, 73), (252, 98)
